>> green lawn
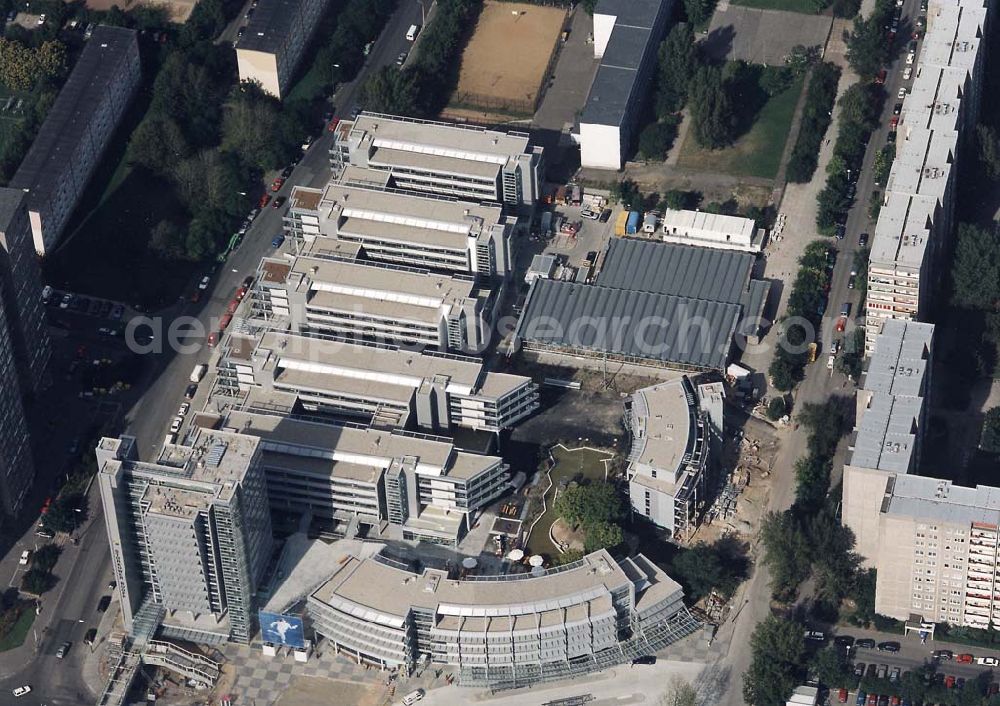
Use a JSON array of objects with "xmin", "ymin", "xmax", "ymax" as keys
[
  {"xmin": 678, "ymin": 76, "xmax": 804, "ymax": 180},
  {"xmin": 0, "ymin": 607, "xmax": 35, "ymax": 652},
  {"xmin": 524, "ymin": 446, "xmax": 613, "ymax": 558},
  {"xmin": 730, "ymin": 0, "xmax": 825, "ymax": 13}
]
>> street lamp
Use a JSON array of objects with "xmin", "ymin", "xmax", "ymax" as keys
[{"xmin": 416, "ymin": 0, "xmax": 425, "ymax": 26}]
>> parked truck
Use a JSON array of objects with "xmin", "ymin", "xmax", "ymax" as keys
[
  {"xmin": 614, "ymin": 211, "xmax": 628, "ymax": 237},
  {"xmin": 539, "ymin": 211, "xmax": 553, "ymax": 236},
  {"xmin": 626, "ymin": 211, "xmax": 640, "ymax": 235},
  {"xmin": 190, "ymin": 364, "xmax": 207, "ymax": 383}
]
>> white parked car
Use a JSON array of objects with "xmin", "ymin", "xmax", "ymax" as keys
[
  {"xmin": 827, "ymin": 353, "xmax": 836, "ymax": 370},
  {"xmin": 902, "ymin": 67, "xmax": 912, "ymax": 80},
  {"xmin": 402, "ymin": 689, "xmax": 425, "ymax": 706},
  {"xmin": 18, "ymin": 550, "xmax": 30, "ymax": 565},
  {"xmin": 898, "ymin": 87, "xmax": 908, "ymax": 99},
  {"xmin": 198, "ymin": 276, "xmax": 211, "ymax": 290},
  {"xmin": 977, "ymin": 656, "xmax": 1000, "ymax": 666},
  {"xmin": 906, "ymin": 51, "xmax": 915, "ymax": 64},
  {"xmin": 169, "ymin": 416, "xmax": 183, "ymax": 434},
  {"xmin": 178, "ymin": 402, "xmax": 190, "ymax": 417},
  {"xmin": 36, "ymin": 13, "xmax": 45, "ymax": 24},
  {"xmin": 12, "ymin": 686, "xmax": 31, "ymax": 697}
]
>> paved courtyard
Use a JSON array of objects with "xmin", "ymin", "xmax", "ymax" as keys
[{"xmin": 704, "ymin": 6, "xmax": 833, "ymax": 65}]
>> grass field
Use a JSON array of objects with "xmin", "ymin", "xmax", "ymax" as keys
[
  {"xmin": 0, "ymin": 607, "xmax": 35, "ymax": 652},
  {"xmin": 525, "ymin": 446, "xmax": 613, "ymax": 558},
  {"xmin": 677, "ymin": 76, "xmax": 804, "ymax": 180},
  {"xmin": 448, "ymin": 0, "xmax": 566, "ymax": 115},
  {"xmin": 730, "ymin": 0, "xmax": 824, "ymax": 13}
]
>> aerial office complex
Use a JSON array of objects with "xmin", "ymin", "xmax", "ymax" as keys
[
  {"xmin": 284, "ymin": 181, "xmax": 517, "ymax": 279},
  {"xmin": 0, "ymin": 189, "xmax": 49, "ymax": 516},
  {"xmin": 251, "ymin": 244, "xmax": 500, "ymax": 353},
  {"xmin": 217, "ymin": 410, "xmax": 510, "ymax": 546},
  {"xmin": 579, "ymin": 0, "xmax": 674, "ymax": 169},
  {"xmin": 624, "ymin": 377, "xmax": 722, "ymax": 539},
  {"xmin": 96, "ymin": 432, "xmax": 273, "ymax": 644},
  {"xmin": 330, "ymin": 113, "xmax": 544, "ymax": 210},
  {"xmin": 864, "ymin": 0, "xmax": 992, "ymax": 351},
  {"xmin": 307, "ymin": 547, "xmax": 699, "ymax": 688},
  {"xmin": 11, "ymin": 26, "xmax": 140, "ymax": 255},
  {"xmin": 214, "ymin": 330, "xmax": 539, "ymax": 433},
  {"xmin": 235, "ymin": 0, "xmax": 332, "ymax": 99},
  {"xmin": 514, "ymin": 239, "xmax": 769, "ymax": 371}
]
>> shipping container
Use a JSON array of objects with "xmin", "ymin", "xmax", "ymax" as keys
[
  {"xmin": 540, "ymin": 211, "xmax": 553, "ymax": 235},
  {"xmin": 614, "ymin": 211, "xmax": 628, "ymax": 237},
  {"xmin": 626, "ymin": 211, "xmax": 640, "ymax": 234}
]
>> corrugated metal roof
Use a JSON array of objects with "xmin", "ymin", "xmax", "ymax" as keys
[
  {"xmin": 515, "ymin": 279, "xmax": 740, "ymax": 370},
  {"xmin": 595, "ymin": 239, "xmax": 754, "ymax": 303}
]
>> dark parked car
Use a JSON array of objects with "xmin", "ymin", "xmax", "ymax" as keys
[
  {"xmin": 834, "ymin": 635, "xmax": 855, "ymax": 648},
  {"xmin": 84, "ymin": 628, "xmax": 97, "ymax": 645},
  {"xmin": 631, "ymin": 655, "xmax": 656, "ymax": 665},
  {"xmin": 835, "ymin": 223, "xmax": 846, "ymax": 240},
  {"xmin": 877, "ymin": 641, "xmax": 901, "ymax": 652},
  {"xmin": 933, "ymin": 649, "xmax": 954, "ymax": 660},
  {"xmin": 856, "ymin": 638, "xmax": 876, "ymax": 649},
  {"xmin": 599, "ymin": 209, "xmax": 612, "ymax": 222},
  {"xmin": 184, "ymin": 384, "xmax": 198, "ymax": 400},
  {"xmin": 97, "ymin": 595, "xmax": 111, "ymax": 612},
  {"xmin": 859, "ymin": 232, "xmax": 869, "ymax": 247},
  {"xmin": 55, "ymin": 641, "xmax": 71, "ymax": 659},
  {"xmin": 854, "ymin": 662, "xmax": 866, "ymax": 677},
  {"xmin": 866, "ymin": 663, "xmax": 878, "ymax": 679}
]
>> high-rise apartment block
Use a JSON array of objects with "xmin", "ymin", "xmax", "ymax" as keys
[
  {"xmin": 97, "ymin": 431, "xmax": 273, "ymax": 644},
  {"xmin": 235, "ymin": 0, "xmax": 332, "ymax": 99},
  {"xmin": 330, "ymin": 113, "xmax": 543, "ymax": 211},
  {"xmin": 11, "ymin": 26, "xmax": 140, "ymax": 255},
  {"xmin": 0, "ymin": 189, "xmax": 49, "ymax": 516},
  {"xmin": 864, "ymin": 0, "xmax": 993, "ymax": 352}
]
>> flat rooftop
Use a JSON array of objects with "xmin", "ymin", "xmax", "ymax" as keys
[
  {"xmin": 237, "ymin": 0, "xmax": 309, "ymax": 54},
  {"xmin": 885, "ymin": 475, "xmax": 1000, "ymax": 527},
  {"xmin": 347, "ymin": 112, "xmax": 533, "ymax": 163},
  {"xmin": 660, "ymin": 209, "xmax": 756, "ymax": 240},
  {"xmin": 863, "ymin": 319, "xmax": 933, "ymax": 397},
  {"xmin": 311, "ymin": 548, "xmax": 681, "ymax": 624},
  {"xmin": 10, "ymin": 26, "xmax": 138, "ymax": 208},
  {"xmin": 627, "ymin": 378, "xmax": 696, "ymax": 479}
]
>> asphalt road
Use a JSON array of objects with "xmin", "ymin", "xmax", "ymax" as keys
[
  {"xmin": 716, "ymin": 2, "xmax": 922, "ymax": 703},
  {"xmin": 0, "ymin": 3, "xmax": 433, "ymax": 703}
]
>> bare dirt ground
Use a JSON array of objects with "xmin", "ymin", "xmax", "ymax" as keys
[
  {"xmin": 448, "ymin": 1, "xmax": 566, "ymax": 115},
  {"xmin": 77, "ymin": 0, "xmax": 197, "ymax": 23}
]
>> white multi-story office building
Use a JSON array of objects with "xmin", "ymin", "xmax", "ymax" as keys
[
  {"xmin": 251, "ymin": 245, "xmax": 501, "ymax": 353},
  {"xmin": 624, "ymin": 377, "xmax": 720, "ymax": 539},
  {"xmin": 864, "ymin": 0, "xmax": 993, "ymax": 351},
  {"xmin": 579, "ymin": 0, "xmax": 674, "ymax": 169},
  {"xmin": 307, "ymin": 547, "xmax": 699, "ymax": 688},
  {"xmin": 216, "ymin": 410, "xmax": 510, "ymax": 546},
  {"xmin": 284, "ymin": 181, "xmax": 516, "ymax": 279},
  {"xmin": 330, "ymin": 113, "xmax": 543, "ymax": 210},
  {"xmin": 96, "ymin": 431, "xmax": 273, "ymax": 644},
  {"xmin": 235, "ymin": 0, "xmax": 332, "ymax": 99},
  {"xmin": 11, "ymin": 26, "xmax": 140, "ymax": 255},
  {"xmin": 214, "ymin": 330, "xmax": 539, "ymax": 433}
]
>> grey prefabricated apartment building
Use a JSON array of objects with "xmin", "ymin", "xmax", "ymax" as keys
[
  {"xmin": 0, "ymin": 189, "xmax": 49, "ymax": 515},
  {"xmin": 11, "ymin": 26, "xmax": 140, "ymax": 255},
  {"xmin": 97, "ymin": 432, "xmax": 273, "ymax": 644},
  {"xmin": 236, "ymin": 0, "xmax": 331, "ymax": 99}
]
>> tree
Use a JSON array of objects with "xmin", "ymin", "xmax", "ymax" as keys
[
  {"xmin": 846, "ymin": 13, "xmax": 890, "ymax": 80},
  {"xmin": 554, "ymin": 482, "xmax": 624, "ymax": 529},
  {"xmin": 21, "ymin": 568, "xmax": 55, "ymax": 595},
  {"xmin": 683, "ymin": 0, "xmax": 717, "ymax": 26},
  {"xmin": 766, "ymin": 397, "xmax": 787, "ymax": 421},
  {"xmin": 810, "ymin": 646, "xmax": 852, "ymax": 690},
  {"xmin": 982, "ymin": 407, "xmax": 1000, "ymax": 453},
  {"xmin": 610, "ymin": 179, "xmax": 641, "ymax": 210},
  {"xmin": 656, "ymin": 25, "xmax": 698, "ymax": 116},
  {"xmin": 31, "ymin": 543, "xmax": 61, "ymax": 573},
  {"xmin": 760, "ymin": 511, "xmax": 812, "ymax": 600},
  {"xmin": 759, "ymin": 66, "xmax": 793, "ymax": 96},
  {"xmin": 660, "ymin": 677, "xmax": 698, "ymax": 706},
  {"xmin": 637, "ymin": 119, "xmax": 679, "ymax": 160},
  {"xmin": 583, "ymin": 521, "xmax": 624, "ymax": 552},
  {"xmin": 552, "ymin": 549, "xmax": 584, "ymax": 566},
  {"xmin": 662, "ymin": 190, "xmax": 697, "ymax": 210},
  {"xmin": 690, "ymin": 65, "xmax": 736, "ymax": 149},
  {"xmin": 127, "ymin": 116, "xmax": 191, "ymax": 176},
  {"xmin": 149, "ymin": 220, "xmax": 185, "ymax": 261},
  {"xmin": 952, "ymin": 223, "xmax": 1000, "ymax": 310},
  {"xmin": 221, "ymin": 83, "xmax": 286, "ymax": 171},
  {"xmin": 978, "ymin": 124, "xmax": 1000, "ymax": 181},
  {"xmin": 743, "ymin": 615, "xmax": 806, "ymax": 706},
  {"xmin": 42, "ymin": 493, "xmax": 85, "ymax": 534},
  {"xmin": 785, "ymin": 45, "xmax": 821, "ymax": 76},
  {"xmin": 672, "ymin": 538, "xmax": 749, "ymax": 601},
  {"xmin": 768, "ymin": 351, "xmax": 801, "ymax": 392}
]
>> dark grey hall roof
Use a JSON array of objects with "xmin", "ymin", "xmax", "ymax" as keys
[
  {"xmin": 595, "ymin": 238, "xmax": 755, "ymax": 304},
  {"xmin": 239, "ymin": 0, "xmax": 305, "ymax": 54},
  {"xmin": 514, "ymin": 279, "xmax": 741, "ymax": 370},
  {"xmin": 9, "ymin": 26, "xmax": 138, "ymax": 204},
  {"xmin": 0, "ymin": 188, "xmax": 24, "ymax": 233},
  {"xmin": 595, "ymin": 0, "xmax": 667, "ymax": 28}
]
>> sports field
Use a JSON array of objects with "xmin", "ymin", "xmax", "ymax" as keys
[{"xmin": 448, "ymin": 1, "xmax": 566, "ymax": 116}]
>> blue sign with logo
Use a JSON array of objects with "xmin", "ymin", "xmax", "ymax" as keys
[{"xmin": 258, "ymin": 610, "xmax": 306, "ymax": 649}]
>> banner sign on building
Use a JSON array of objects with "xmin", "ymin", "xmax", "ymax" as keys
[{"xmin": 259, "ymin": 610, "xmax": 306, "ymax": 649}]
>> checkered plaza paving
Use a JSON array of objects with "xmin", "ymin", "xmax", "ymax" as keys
[{"xmin": 222, "ymin": 642, "xmax": 378, "ymax": 705}]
